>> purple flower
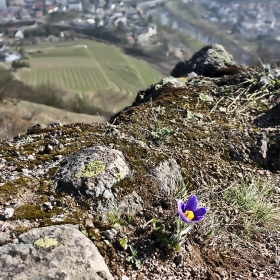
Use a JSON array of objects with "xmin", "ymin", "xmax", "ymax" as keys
[{"xmin": 177, "ymin": 195, "xmax": 208, "ymax": 223}]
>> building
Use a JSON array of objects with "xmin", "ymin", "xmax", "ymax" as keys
[
  {"xmin": 15, "ymin": 30, "xmax": 24, "ymax": 39},
  {"xmin": 68, "ymin": 1, "xmax": 82, "ymax": 11},
  {"xmin": 0, "ymin": 0, "xmax": 6, "ymax": 9},
  {"xmin": 46, "ymin": 5, "xmax": 59, "ymax": 13},
  {"xmin": 56, "ymin": 0, "xmax": 68, "ymax": 7},
  {"xmin": 5, "ymin": 52, "xmax": 21, "ymax": 62}
]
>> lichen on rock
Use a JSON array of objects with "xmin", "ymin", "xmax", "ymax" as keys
[
  {"xmin": 75, "ymin": 160, "xmax": 106, "ymax": 179},
  {"xmin": 34, "ymin": 236, "xmax": 58, "ymax": 248}
]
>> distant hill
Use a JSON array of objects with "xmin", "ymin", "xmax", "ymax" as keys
[{"xmin": 0, "ymin": 99, "xmax": 104, "ymax": 139}]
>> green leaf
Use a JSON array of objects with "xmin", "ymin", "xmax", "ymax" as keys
[
  {"xmin": 119, "ymin": 237, "xmax": 127, "ymax": 250},
  {"xmin": 199, "ymin": 93, "xmax": 213, "ymax": 102},
  {"xmin": 128, "ymin": 245, "xmax": 137, "ymax": 257},
  {"xmin": 113, "ymin": 223, "xmax": 122, "ymax": 230},
  {"xmin": 135, "ymin": 258, "xmax": 141, "ymax": 269},
  {"xmin": 126, "ymin": 256, "xmax": 133, "ymax": 263}
]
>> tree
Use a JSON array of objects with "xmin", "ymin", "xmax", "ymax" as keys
[
  {"xmin": 45, "ymin": 24, "xmax": 53, "ymax": 36},
  {"xmin": 117, "ymin": 21, "xmax": 125, "ymax": 33},
  {"xmin": 24, "ymin": 30, "xmax": 32, "ymax": 38},
  {"xmin": 95, "ymin": 17, "xmax": 100, "ymax": 28},
  {"xmin": 104, "ymin": 0, "xmax": 110, "ymax": 9},
  {"xmin": 11, "ymin": 60, "xmax": 30, "ymax": 69}
]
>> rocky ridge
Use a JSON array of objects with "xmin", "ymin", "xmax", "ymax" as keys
[{"xmin": 1, "ymin": 44, "xmax": 280, "ymax": 279}]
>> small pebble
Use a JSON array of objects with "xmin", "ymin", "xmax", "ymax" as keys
[
  {"xmin": 104, "ymin": 228, "xmax": 117, "ymax": 240},
  {"xmin": 42, "ymin": 202, "xmax": 53, "ymax": 211},
  {"xmin": 27, "ymin": 155, "xmax": 35, "ymax": 161},
  {"xmin": 4, "ymin": 207, "xmax": 14, "ymax": 219}
]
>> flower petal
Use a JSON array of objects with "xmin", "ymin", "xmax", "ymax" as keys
[
  {"xmin": 179, "ymin": 213, "xmax": 194, "ymax": 223},
  {"xmin": 192, "ymin": 216, "xmax": 205, "ymax": 222},
  {"xmin": 184, "ymin": 195, "xmax": 198, "ymax": 212},
  {"xmin": 194, "ymin": 207, "xmax": 208, "ymax": 218},
  {"xmin": 177, "ymin": 199, "xmax": 185, "ymax": 214},
  {"xmin": 177, "ymin": 200, "xmax": 193, "ymax": 223}
]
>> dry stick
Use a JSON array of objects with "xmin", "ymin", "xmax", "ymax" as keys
[
  {"xmin": 237, "ymin": 90, "xmax": 271, "ymax": 114},
  {"xmin": 247, "ymin": 87, "xmax": 268, "ymax": 101},
  {"xmin": 275, "ymin": 230, "xmax": 279, "ymax": 264},
  {"xmin": 251, "ymin": 91, "xmax": 271, "ymax": 101},
  {"xmin": 227, "ymin": 87, "xmax": 250, "ymax": 111},
  {"xmin": 237, "ymin": 93, "xmax": 271, "ymax": 114},
  {"xmin": 228, "ymin": 88, "xmax": 252, "ymax": 113},
  {"xmin": 210, "ymin": 96, "xmax": 224, "ymax": 113}
]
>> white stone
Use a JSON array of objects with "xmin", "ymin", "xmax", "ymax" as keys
[
  {"xmin": 104, "ymin": 228, "xmax": 118, "ymax": 240},
  {"xmin": 4, "ymin": 207, "xmax": 14, "ymax": 219}
]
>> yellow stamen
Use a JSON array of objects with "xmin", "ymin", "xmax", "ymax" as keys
[{"xmin": 184, "ymin": 210, "xmax": 194, "ymax": 220}]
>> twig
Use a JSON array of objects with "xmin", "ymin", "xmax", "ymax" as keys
[{"xmin": 210, "ymin": 96, "xmax": 224, "ymax": 113}]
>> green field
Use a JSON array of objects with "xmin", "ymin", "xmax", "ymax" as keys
[{"xmin": 15, "ymin": 39, "xmax": 163, "ymax": 114}]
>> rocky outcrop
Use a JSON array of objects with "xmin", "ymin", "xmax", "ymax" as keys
[
  {"xmin": 170, "ymin": 44, "xmax": 239, "ymax": 77},
  {"xmin": 1, "ymin": 45, "xmax": 280, "ymax": 279},
  {"xmin": 0, "ymin": 224, "xmax": 114, "ymax": 280}
]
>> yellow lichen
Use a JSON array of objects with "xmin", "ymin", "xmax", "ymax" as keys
[
  {"xmin": 75, "ymin": 161, "xmax": 105, "ymax": 178},
  {"xmin": 115, "ymin": 172, "xmax": 125, "ymax": 182},
  {"xmin": 34, "ymin": 236, "xmax": 58, "ymax": 248}
]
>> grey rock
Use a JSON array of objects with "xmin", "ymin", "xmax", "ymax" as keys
[
  {"xmin": 171, "ymin": 44, "xmax": 237, "ymax": 78},
  {"xmin": 48, "ymin": 121, "xmax": 62, "ymax": 128},
  {"xmin": 44, "ymin": 144, "xmax": 53, "ymax": 153},
  {"xmin": 0, "ymin": 224, "xmax": 114, "ymax": 280},
  {"xmin": 95, "ymin": 190, "xmax": 143, "ymax": 221},
  {"xmin": 54, "ymin": 146, "xmax": 130, "ymax": 199},
  {"xmin": 259, "ymin": 76, "xmax": 270, "ymax": 87},
  {"xmin": 54, "ymin": 146, "xmax": 143, "ymax": 221},
  {"xmin": 104, "ymin": 228, "xmax": 118, "ymax": 240},
  {"xmin": 42, "ymin": 202, "xmax": 53, "ymax": 211},
  {"xmin": 133, "ymin": 77, "xmax": 185, "ymax": 105},
  {"xmin": 50, "ymin": 139, "xmax": 60, "ymax": 146},
  {"xmin": 0, "ymin": 234, "xmax": 10, "ymax": 245},
  {"xmin": 152, "ymin": 159, "xmax": 183, "ymax": 197}
]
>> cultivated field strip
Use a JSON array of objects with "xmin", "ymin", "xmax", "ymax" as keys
[
  {"xmin": 87, "ymin": 43, "xmax": 125, "ymax": 63},
  {"xmin": 132, "ymin": 60, "xmax": 161, "ymax": 85},
  {"xmin": 27, "ymin": 45, "xmax": 89, "ymax": 59},
  {"xmin": 104, "ymin": 64, "xmax": 144, "ymax": 96},
  {"xmin": 19, "ymin": 67, "xmax": 110, "ymax": 92},
  {"xmin": 29, "ymin": 57, "xmax": 97, "ymax": 68},
  {"xmin": 15, "ymin": 40, "xmax": 163, "ymax": 115}
]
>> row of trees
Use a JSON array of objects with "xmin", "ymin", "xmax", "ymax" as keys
[
  {"xmin": 11, "ymin": 60, "xmax": 30, "ymax": 69},
  {"xmin": 0, "ymin": 69, "xmax": 111, "ymax": 118}
]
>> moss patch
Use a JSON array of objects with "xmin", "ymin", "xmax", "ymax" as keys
[
  {"xmin": 0, "ymin": 177, "xmax": 34, "ymax": 203},
  {"xmin": 12, "ymin": 204, "xmax": 53, "ymax": 220}
]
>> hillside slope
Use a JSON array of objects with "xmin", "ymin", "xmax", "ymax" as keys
[
  {"xmin": 0, "ymin": 44, "xmax": 280, "ymax": 279},
  {"xmin": 0, "ymin": 99, "xmax": 104, "ymax": 139}
]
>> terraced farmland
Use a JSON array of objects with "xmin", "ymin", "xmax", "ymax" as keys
[{"xmin": 15, "ymin": 39, "xmax": 163, "ymax": 114}]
